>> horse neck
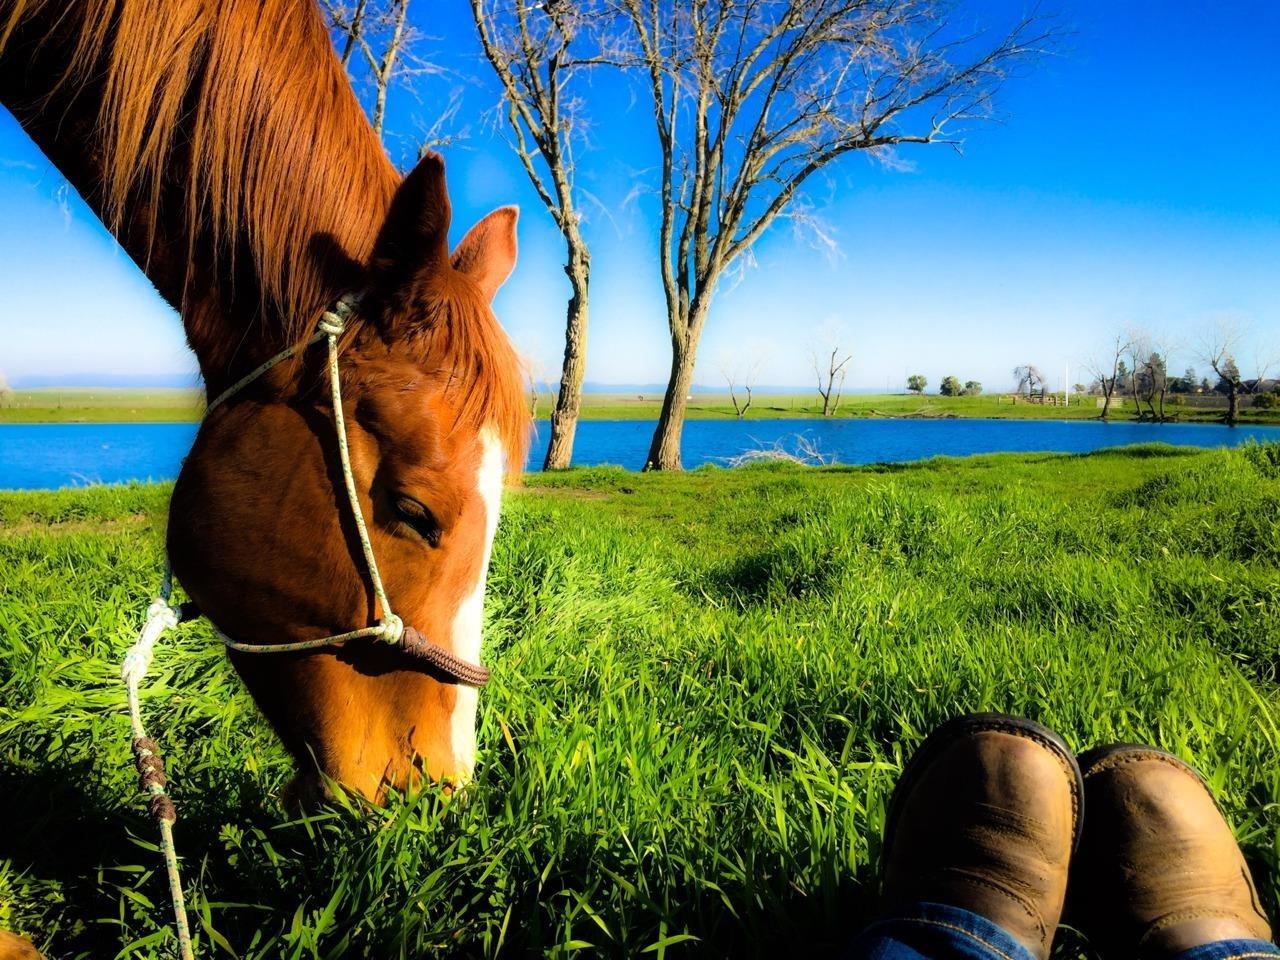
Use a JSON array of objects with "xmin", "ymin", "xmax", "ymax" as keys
[{"xmin": 0, "ymin": 0, "xmax": 399, "ymax": 393}]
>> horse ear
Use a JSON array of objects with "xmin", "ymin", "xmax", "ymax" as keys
[
  {"xmin": 451, "ymin": 206, "xmax": 519, "ymax": 303},
  {"xmin": 368, "ymin": 151, "xmax": 452, "ymax": 292}
]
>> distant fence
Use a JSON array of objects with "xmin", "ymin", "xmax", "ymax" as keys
[
  {"xmin": 1003, "ymin": 393, "xmax": 1069, "ymax": 406},
  {"xmin": 1091, "ymin": 393, "xmax": 1264, "ymax": 410},
  {"xmin": 998, "ymin": 391, "xmax": 1269, "ymax": 412}
]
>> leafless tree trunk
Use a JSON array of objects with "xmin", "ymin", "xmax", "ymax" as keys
[
  {"xmin": 1139, "ymin": 356, "xmax": 1157, "ymax": 420},
  {"xmin": 1201, "ymin": 319, "xmax": 1274, "ymax": 426},
  {"xmin": 612, "ymin": 0, "xmax": 1051, "ymax": 469},
  {"xmin": 1217, "ymin": 362, "xmax": 1242, "ymax": 425},
  {"xmin": 323, "ymin": 0, "xmax": 426, "ymax": 141},
  {"xmin": 1084, "ymin": 334, "xmax": 1130, "ymax": 420},
  {"xmin": 1151, "ymin": 344, "xmax": 1172, "ymax": 422},
  {"xmin": 722, "ymin": 360, "xmax": 760, "ymax": 418},
  {"xmin": 526, "ymin": 358, "xmax": 554, "ymax": 421},
  {"xmin": 1125, "ymin": 336, "xmax": 1148, "ymax": 419},
  {"xmin": 1013, "ymin": 364, "xmax": 1045, "ymax": 397},
  {"xmin": 813, "ymin": 347, "xmax": 851, "ymax": 417},
  {"xmin": 471, "ymin": 0, "xmax": 596, "ymax": 469},
  {"xmin": 337, "ymin": 0, "xmax": 370, "ymax": 67},
  {"xmin": 371, "ymin": 0, "xmax": 409, "ymax": 137}
]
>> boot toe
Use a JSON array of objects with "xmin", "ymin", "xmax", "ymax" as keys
[
  {"xmin": 881, "ymin": 714, "xmax": 1082, "ymax": 960},
  {"xmin": 1073, "ymin": 745, "xmax": 1273, "ymax": 958}
]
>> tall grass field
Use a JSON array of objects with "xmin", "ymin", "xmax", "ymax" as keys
[{"xmin": 2, "ymin": 445, "xmax": 1278, "ymax": 958}]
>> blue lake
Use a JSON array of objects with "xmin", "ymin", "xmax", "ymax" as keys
[{"xmin": 2, "ymin": 418, "xmax": 1279, "ymax": 490}]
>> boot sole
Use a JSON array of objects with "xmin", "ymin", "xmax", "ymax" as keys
[{"xmin": 882, "ymin": 712, "xmax": 1086, "ymax": 872}]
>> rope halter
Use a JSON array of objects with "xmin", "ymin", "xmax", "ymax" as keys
[
  {"xmin": 191, "ymin": 293, "xmax": 489, "ymax": 684},
  {"xmin": 120, "ymin": 293, "xmax": 493, "ymax": 959}
]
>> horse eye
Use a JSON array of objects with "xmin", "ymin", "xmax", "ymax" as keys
[{"xmin": 392, "ymin": 495, "xmax": 441, "ymax": 547}]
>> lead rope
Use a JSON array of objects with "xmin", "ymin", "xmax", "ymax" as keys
[
  {"xmin": 119, "ymin": 294, "xmax": 484, "ymax": 957},
  {"xmin": 121, "ymin": 568, "xmax": 193, "ymax": 960}
]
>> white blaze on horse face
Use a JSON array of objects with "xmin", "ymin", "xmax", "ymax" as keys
[{"xmin": 449, "ymin": 428, "xmax": 503, "ymax": 779}]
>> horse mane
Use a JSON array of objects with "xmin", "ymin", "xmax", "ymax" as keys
[
  {"xmin": 405, "ymin": 274, "xmax": 532, "ymax": 474},
  {"xmin": 0, "ymin": 0, "xmax": 529, "ymax": 467}
]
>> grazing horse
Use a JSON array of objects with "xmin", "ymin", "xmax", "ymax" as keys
[{"xmin": 0, "ymin": 0, "xmax": 530, "ymax": 801}]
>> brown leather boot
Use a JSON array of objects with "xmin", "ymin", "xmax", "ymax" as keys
[
  {"xmin": 1071, "ymin": 745, "xmax": 1274, "ymax": 958},
  {"xmin": 880, "ymin": 713, "xmax": 1083, "ymax": 960}
]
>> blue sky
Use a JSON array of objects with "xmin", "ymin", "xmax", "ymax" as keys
[{"xmin": 1, "ymin": 1, "xmax": 1277, "ymax": 392}]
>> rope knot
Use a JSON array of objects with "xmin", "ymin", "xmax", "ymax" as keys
[
  {"xmin": 317, "ymin": 312, "xmax": 346, "ymax": 337},
  {"xmin": 149, "ymin": 794, "xmax": 177, "ymax": 824},
  {"xmin": 378, "ymin": 614, "xmax": 405, "ymax": 645},
  {"xmin": 147, "ymin": 599, "xmax": 180, "ymax": 629},
  {"xmin": 121, "ymin": 599, "xmax": 180, "ymax": 684},
  {"xmin": 133, "ymin": 737, "xmax": 169, "ymax": 791}
]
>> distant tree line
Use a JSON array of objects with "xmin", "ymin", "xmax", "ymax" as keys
[
  {"xmin": 939, "ymin": 376, "xmax": 982, "ymax": 397},
  {"xmin": 1083, "ymin": 319, "xmax": 1277, "ymax": 424},
  {"xmin": 889, "ymin": 326, "xmax": 1278, "ymax": 424},
  {"xmin": 901, "ymin": 373, "xmax": 981, "ymax": 397}
]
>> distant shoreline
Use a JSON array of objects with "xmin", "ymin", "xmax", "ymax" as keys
[{"xmin": 2, "ymin": 387, "xmax": 1276, "ymax": 426}]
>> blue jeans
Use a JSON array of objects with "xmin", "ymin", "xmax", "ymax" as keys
[{"xmin": 847, "ymin": 902, "xmax": 1280, "ymax": 960}]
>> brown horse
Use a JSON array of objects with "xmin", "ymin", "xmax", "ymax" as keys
[{"xmin": 0, "ymin": 0, "xmax": 530, "ymax": 801}]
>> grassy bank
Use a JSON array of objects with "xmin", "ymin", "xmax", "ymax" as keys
[
  {"xmin": 1, "ymin": 445, "xmax": 1278, "ymax": 957},
  {"xmin": 5, "ymin": 387, "xmax": 1277, "ymax": 425},
  {"xmin": 535, "ymin": 391, "xmax": 1280, "ymax": 425},
  {"xmin": 0, "ymin": 388, "xmax": 204, "ymax": 423}
]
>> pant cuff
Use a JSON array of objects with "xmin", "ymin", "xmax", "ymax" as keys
[
  {"xmin": 1168, "ymin": 940, "xmax": 1280, "ymax": 960},
  {"xmin": 852, "ymin": 901, "xmax": 1040, "ymax": 960}
]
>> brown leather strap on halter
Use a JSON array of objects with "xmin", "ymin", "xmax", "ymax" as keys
[
  {"xmin": 401, "ymin": 627, "xmax": 491, "ymax": 686},
  {"xmin": 215, "ymin": 619, "xmax": 491, "ymax": 687},
  {"xmin": 196, "ymin": 299, "xmax": 493, "ymax": 689}
]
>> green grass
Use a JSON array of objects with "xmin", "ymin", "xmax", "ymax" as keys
[
  {"xmin": 1, "ymin": 445, "xmax": 1278, "ymax": 958},
  {"xmin": 6, "ymin": 387, "xmax": 1277, "ymax": 424},
  {"xmin": 541, "ymin": 391, "xmax": 1280, "ymax": 424},
  {"xmin": 0, "ymin": 389, "xmax": 204, "ymax": 423}
]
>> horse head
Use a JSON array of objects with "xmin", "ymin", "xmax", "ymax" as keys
[{"xmin": 168, "ymin": 155, "xmax": 529, "ymax": 801}]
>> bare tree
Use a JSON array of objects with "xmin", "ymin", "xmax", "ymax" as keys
[
  {"xmin": 471, "ymin": 0, "xmax": 596, "ymax": 469},
  {"xmin": 1203, "ymin": 332, "xmax": 1243, "ymax": 425},
  {"xmin": 1124, "ymin": 330, "xmax": 1152, "ymax": 419},
  {"xmin": 1244, "ymin": 342, "xmax": 1279, "ymax": 397},
  {"xmin": 612, "ymin": 1, "xmax": 1052, "ymax": 469},
  {"xmin": 1083, "ymin": 333, "xmax": 1130, "ymax": 420},
  {"xmin": 323, "ymin": 0, "xmax": 434, "ymax": 140},
  {"xmin": 1138, "ymin": 331, "xmax": 1180, "ymax": 421},
  {"xmin": 1201, "ymin": 318, "xmax": 1275, "ymax": 425},
  {"xmin": 1138, "ymin": 350, "xmax": 1169, "ymax": 421},
  {"xmin": 813, "ymin": 347, "xmax": 851, "ymax": 416},
  {"xmin": 722, "ymin": 358, "xmax": 761, "ymax": 418},
  {"xmin": 525, "ymin": 355, "xmax": 556, "ymax": 422},
  {"xmin": 1012, "ymin": 364, "xmax": 1045, "ymax": 397},
  {"xmin": 724, "ymin": 432, "xmax": 832, "ymax": 466}
]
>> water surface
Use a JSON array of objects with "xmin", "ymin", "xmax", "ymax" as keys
[{"xmin": 2, "ymin": 418, "xmax": 1278, "ymax": 490}]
